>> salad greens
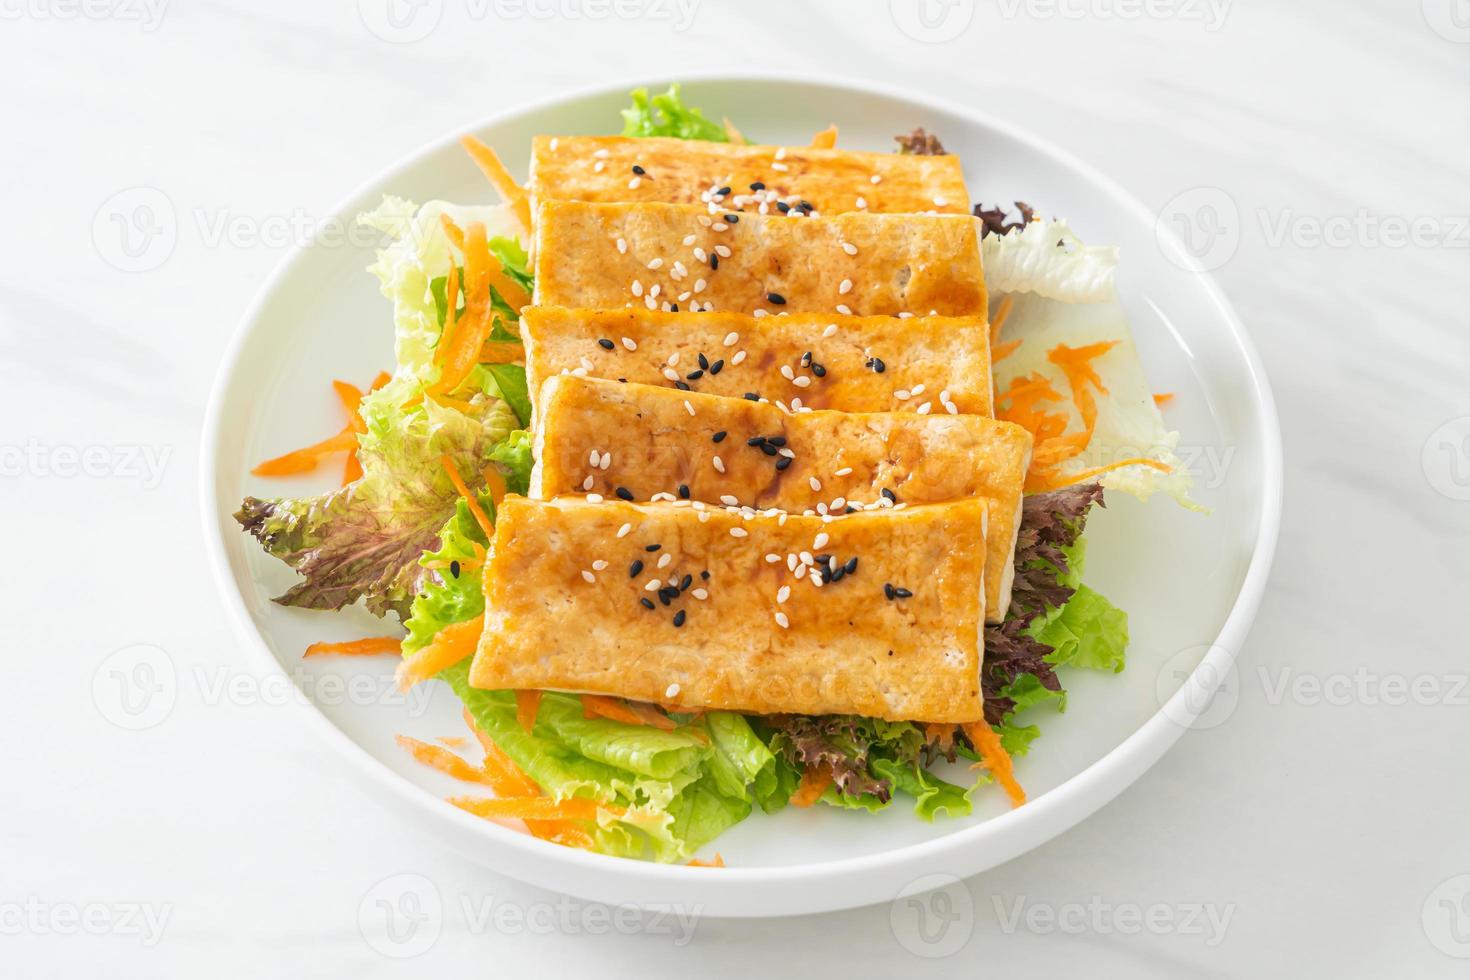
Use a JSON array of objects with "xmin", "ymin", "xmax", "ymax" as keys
[{"xmin": 237, "ymin": 85, "xmax": 1146, "ymax": 861}]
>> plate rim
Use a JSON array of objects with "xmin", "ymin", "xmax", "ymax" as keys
[{"xmin": 199, "ymin": 68, "xmax": 1283, "ymax": 915}]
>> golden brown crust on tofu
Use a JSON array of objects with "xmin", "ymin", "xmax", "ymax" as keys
[
  {"xmin": 521, "ymin": 306, "xmax": 992, "ymax": 419},
  {"xmin": 533, "ymin": 201, "xmax": 987, "ymax": 317},
  {"xmin": 470, "ymin": 496, "xmax": 988, "ymax": 722},
  {"xmin": 529, "ymin": 136, "xmax": 970, "ymax": 216},
  {"xmin": 532, "ymin": 376, "xmax": 1030, "ymax": 622}
]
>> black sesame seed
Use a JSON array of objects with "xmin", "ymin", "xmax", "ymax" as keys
[
  {"xmin": 744, "ymin": 392, "xmax": 760, "ymax": 401},
  {"xmin": 598, "ymin": 338, "xmax": 615, "ymax": 350},
  {"xmin": 844, "ymin": 557, "xmax": 858, "ymax": 575},
  {"xmin": 697, "ymin": 353, "xmax": 709, "ymax": 370},
  {"xmin": 831, "ymin": 566, "xmax": 845, "ymax": 583},
  {"xmin": 869, "ymin": 357, "xmax": 886, "ymax": 374},
  {"xmin": 766, "ymin": 292, "xmax": 786, "ymax": 305},
  {"xmin": 846, "ymin": 505, "xmax": 857, "ymax": 514},
  {"xmin": 449, "ymin": 560, "xmax": 461, "ymax": 578},
  {"xmin": 701, "ymin": 569, "xmax": 710, "ymax": 580},
  {"xmin": 640, "ymin": 597, "xmax": 656, "ymax": 610},
  {"xmin": 709, "ymin": 359, "xmax": 724, "ymax": 375},
  {"xmin": 615, "ymin": 486, "xmax": 634, "ymax": 501},
  {"xmin": 747, "ymin": 436, "xmax": 766, "ymax": 447},
  {"xmin": 678, "ymin": 573, "xmax": 693, "ymax": 591},
  {"xmin": 749, "ymin": 181, "xmax": 765, "ymax": 191},
  {"xmin": 687, "ymin": 369, "xmax": 704, "ymax": 380},
  {"xmin": 645, "ymin": 544, "xmax": 662, "ymax": 552},
  {"xmin": 660, "ymin": 586, "xmax": 680, "ymax": 601},
  {"xmin": 760, "ymin": 442, "xmax": 778, "ymax": 456},
  {"xmin": 775, "ymin": 456, "xmax": 793, "ymax": 471},
  {"xmin": 811, "ymin": 363, "xmax": 826, "ymax": 377},
  {"xmin": 672, "ymin": 610, "xmax": 686, "ymax": 627},
  {"xmin": 630, "ymin": 559, "xmax": 644, "ymax": 577},
  {"xmin": 618, "ymin": 377, "xmax": 628, "ymax": 383},
  {"xmin": 678, "ymin": 484, "xmax": 690, "ymax": 499},
  {"xmin": 669, "ymin": 304, "xmax": 679, "ymax": 313},
  {"xmin": 674, "ymin": 380, "xmax": 691, "ymax": 391},
  {"xmin": 801, "ymin": 351, "xmax": 812, "ymax": 366},
  {"xmin": 894, "ymin": 587, "xmax": 913, "ymax": 599},
  {"xmin": 712, "ymin": 430, "xmax": 727, "ymax": 443},
  {"xmin": 716, "ymin": 186, "xmax": 731, "ymax": 197},
  {"xmin": 767, "ymin": 436, "xmax": 787, "ymax": 447},
  {"xmin": 884, "ymin": 583, "xmax": 896, "ymax": 600},
  {"xmin": 881, "ymin": 487, "xmax": 897, "ymax": 503},
  {"xmin": 725, "ymin": 214, "xmax": 739, "ymax": 223},
  {"xmin": 776, "ymin": 201, "xmax": 791, "ymax": 213},
  {"xmin": 710, "ymin": 254, "xmax": 719, "ymax": 270},
  {"xmin": 632, "ymin": 164, "xmax": 646, "ymax": 175},
  {"xmin": 799, "ymin": 200, "xmax": 814, "ymax": 211},
  {"xmin": 659, "ymin": 591, "xmax": 673, "ymax": 606}
]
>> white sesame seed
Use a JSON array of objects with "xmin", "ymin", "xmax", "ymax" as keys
[
  {"xmin": 723, "ymin": 332, "xmax": 739, "ymax": 347},
  {"xmin": 692, "ymin": 588, "xmax": 709, "ymax": 600},
  {"xmin": 697, "ymin": 215, "xmax": 712, "ymax": 226},
  {"xmin": 816, "ymin": 502, "xmax": 828, "ymax": 515},
  {"xmin": 616, "ymin": 522, "xmax": 632, "ymax": 538},
  {"xmin": 912, "ymin": 384, "xmax": 925, "ymax": 395},
  {"xmin": 714, "ymin": 245, "xmax": 731, "ymax": 258},
  {"xmin": 665, "ymin": 683, "xmax": 680, "ymax": 698},
  {"xmin": 753, "ymin": 309, "xmax": 768, "ymax": 319},
  {"xmin": 813, "ymin": 532, "xmax": 830, "ymax": 550},
  {"xmin": 723, "ymin": 495, "xmax": 741, "ymax": 506},
  {"xmin": 662, "ymin": 367, "xmax": 680, "ymax": 382},
  {"xmin": 645, "ymin": 579, "xmax": 662, "ymax": 591},
  {"xmin": 856, "ymin": 196, "xmax": 868, "ymax": 210},
  {"xmin": 586, "ymin": 493, "xmax": 604, "ymax": 503},
  {"xmin": 780, "ymin": 364, "xmax": 795, "ymax": 380},
  {"xmin": 673, "ymin": 261, "xmax": 687, "ymax": 277},
  {"xmin": 694, "ymin": 278, "xmax": 707, "ymax": 293},
  {"xmin": 774, "ymin": 611, "xmax": 789, "ymax": 629},
  {"xmin": 946, "ymin": 401, "xmax": 959, "ymax": 415},
  {"xmin": 651, "ymin": 492, "xmax": 676, "ymax": 502},
  {"xmin": 934, "ymin": 197, "xmax": 948, "ymax": 207},
  {"xmin": 778, "ymin": 447, "xmax": 795, "ymax": 459},
  {"xmin": 917, "ymin": 402, "xmax": 932, "ymax": 415},
  {"xmin": 712, "ymin": 221, "xmax": 728, "ymax": 232},
  {"xmin": 628, "ymin": 177, "xmax": 642, "ymax": 189},
  {"xmin": 730, "ymin": 527, "xmax": 748, "ymax": 538},
  {"xmin": 594, "ymin": 160, "xmax": 606, "ymax": 173},
  {"xmin": 835, "ymin": 467, "xmax": 853, "ymax": 476},
  {"xmin": 645, "ymin": 294, "xmax": 658, "ymax": 310},
  {"xmin": 810, "ymin": 569, "xmax": 825, "ymax": 587},
  {"xmin": 765, "ymin": 553, "xmax": 780, "ymax": 563},
  {"xmin": 839, "ymin": 278, "xmax": 852, "ymax": 295},
  {"xmin": 898, "ymin": 311, "xmax": 914, "ymax": 319},
  {"xmin": 631, "ymin": 280, "xmax": 643, "ymax": 297},
  {"xmin": 787, "ymin": 554, "xmax": 798, "ymax": 572},
  {"xmin": 895, "ymin": 389, "xmax": 911, "ymax": 400},
  {"xmin": 841, "ymin": 242, "xmax": 858, "ymax": 255},
  {"xmin": 731, "ymin": 350, "xmax": 747, "ymax": 365},
  {"xmin": 621, "ymin": 336, "xmax": 637, "ymax": 351},
  {"xmin": 588, "ymin": 449, "xmax": 600, "ymax": 467},
  {"xmin": 698, "ymin": 510, "xmax": 710, "ymax": 523},
  {"xmin": 775, "ymin": 147, "xmax": 788, "ymax": 160},
  {"xmin": 616, "ymin": 237, "xmax": 627, "ymax": 254},
  {"xmin": 678, "ymin": 291, "xmax": 692, "ymax": 302},
  {"xmin": 650, "ymin": 284, "xmax": 661, "ymax": 299},
  {"xmin": 582, "ymin": 475, "xmax": 595, "ymax": 490},
  {"xmin": 809, "ymin": 476, "xmax": 822, "ymax": 492},
  {"xmin": 771, "ymin": 162, "xmax": 789, "ymax": 172},
  {"xmin": 870, "ymin": 174, "xmax": 882, "ymax": 184},
  {"xmin": 693, "ymin": 247, "xmax": 708, "ymax": 263},
  {"xmin": 594, "ymin": 148, "xmax": 610, "ymax": 158},
  {"xmin": 549, "ymin": 138, "xmax": 559, "ymax": 151},
  {"xmin": 682, "ymin": 234, "xmax": 696, "ymax": 246},
  {"xmin": 712, "ymin": 456, "xmax": 725, "ymax": 473},
  {"xmin": 684, "ymin": 399, "xmax": 696, "ymax": 417},
  {"xmin": 835, "ymin": 304, "xmax": 852, "ymax": 315},
  {"xmin": 793, "ymin": 376, "xmax": 811, "ymax": 388},
  {"xmin": 647, "ymin": 257, "xmax": 663, "ymax": 270},
  {"xmin": 822, "ymin": 323, "xmax": 838, "ymax": 337},
  {"xmin": 591, "ymin": 560, "xmax": 608, "ymax": 571},
  {"xmin": 581, "ymin": 570, "xmax": 596, "ymax": 583},
  {"xmin": 658, "ymin": 553, "xmax": 673, "ymax": 569},
  {"xmin": 777, "ymin": 586, "xmax": 791, "ymax": 604},
  {"xmin": 831, "ymin": 497, "xmax": 846, "ymax": 511}
]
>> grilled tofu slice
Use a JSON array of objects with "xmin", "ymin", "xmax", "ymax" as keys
[
  {"xmin": 533, "ymin": 201, "xmax": 987, "ymax": 317},
  {"xmin": 470, "ymin": 495, "xmax": 988, "ymax": 722},
  {"xmin": 521, "ymin": 306, "xmax": 993, "ymax": 419},
  {"xmin": 529, "ymin": 135, "xmax": 970, "ymax": 216},
  {"xmin": 532, "ymin": 375, "xmax": 1030, "ymax": 622}
]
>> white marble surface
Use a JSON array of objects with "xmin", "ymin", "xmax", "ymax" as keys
[{"xmin": 3, "ymin": 1, "xmax": 1468, "ymax": 975}]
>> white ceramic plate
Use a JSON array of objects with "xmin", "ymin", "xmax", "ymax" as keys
[{"xmin": 201, "ymin": 73, "xmax": 1281, "ymax": 917}]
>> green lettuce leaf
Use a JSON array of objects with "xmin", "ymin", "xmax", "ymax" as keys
[
  {"xmin": 1035, "ymin": 584, "xmax": 1129, "ymax": 673},
  {"xmin": 487, "ymin": 429, "xmax": 533, "ymax": 495},
  {"xmin": 484, "ymin": 364, "xmax": 531, "ymax": 427},
  {"xmin": 620, "ymin": 84, "xmax": 728, "ymax": 142}
]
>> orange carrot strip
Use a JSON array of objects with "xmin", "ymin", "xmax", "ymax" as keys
[
  {"xmin": 516, "ymin": 690, "xmax": 543, "ymax": 734},
  {"xmin": 438, "ymin": 736, "xmax": 468, "ymax": 748},
  {"xmin": 341, "ymin": 453, "xmax": 363, "ymax": 486},
  {"xmin": 688, "ymin": 853, "xmax": 726, "ymax": 868},
  {"xmin": 962, "ymin": 722, "xmax": 1026, "ymax": 808},
  {"xmin": 992, "ymin": 338, "xmax": 1022, "ymax": 363},
  {"xmin": 251, "ymin": 429, "xmax": 357, "ymax": 477},
  {"xmin": 394, "ymin": 614, "xmax": 482, "ymax": 691},
  {"xmin": 581, "ymin": 694, "xmax": 643, "ymax": 725},
  {"xmin": 332, "ymin": 380, "xmax": 364, "ymax": 415},
  {"xmin": 397, "ymin": 735, "xmax": 495, "ymax": 786},
  {"xmin": 478, "ymin": 341, "xmax": 525, "ymax": 364},
  {"xmin": 535, "ymin": 824, "xmax": 597, "ymax": 849},
  {"xmin": 989, "ymin": 295, "xmax": 1015, "ymax": 347},
  {"xmin": 1153, "ymin": 392, "xmax": 1175, "ymax": 407},
  {"xmin": 790, "ymin": 765, "xmax": 833, "ymax": 808},
  {"xmin": 460, "ymin": 709, "xmax": 542, "ymax": 797},
  {"xmin": 370, "ymin": 371, "xmax": 392, "ymax": 390},
  {"xmin": 627, "ymin": 702, "xmax": 678, "ymax": 732},
  {"xmin": 440, "ymin": 455, "xmax": 495, "ymax": 539},
  {"xmin": 433, "ymin": 225, "xmax": 498, "ymax": 394},
  {"xmin": 1025, "ymin": 456, "xmax": 1173, "ymax": 493},
  {"xmin": 440, "ymin": 213, "xmax": 466, "ymax": 251},
  {"xmin": 481, "ymin": 466, "xmax": 507, "ymax": 510},
  {"xmin": 450, "ymin": 796, "xmax": 618, "ymax": 822},
  {"xmin": 459, "ymin": 136, "xmax": 533, "ymax": 243},
  {"xmin": 303, "ymin": 636, "xmax": 401, "ymax": 658},
  {"xmin": 809, "ymin": 125, "xmax": 837, "ymax": 149}
]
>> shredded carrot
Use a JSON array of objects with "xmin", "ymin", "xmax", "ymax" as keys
[
  {"xmin": 581, "ymin": 695, "xmax": 677, "ymax": 731},
  {"xmin": 440, "ymin": 455, "xmax": 495, "ymax": 539},
  {"xmin": 627, "ymin": 701, "xmax": 678, "ymax": 731},
  {"xmin": 478, "ymin": 341, "xmax": 525, "ymax": 364},
  {"xmin": 303, "ymin": 636, "xmax": 401, "ymax": 658},
  {"xmin": 459, "ymin": 136, "xmax": 533, "ymax": 242},
  {"xmin": 332, "ymin": 379, "xmax": 364, "ymax": 416},
  {"xmin": 450, "ymin": 795, "xmax": 621, "ymax": 822},
  {"xmin": 341, "ymin": 453, "xmax": 364, "ymax": 486},
  {"xmin": 439, "ymin": 212, "xmax": 465, "ymax": 251},
  {"xmin": 1025, "ymin": 456, "xmax": 1172, "ymax": 493},
  {"xmin": 481, "ymin": 466, "xmax": 507, "ymax": 510},
  {"xmin": 438, "ymin": 736, "xmax": 468, "ymax": 749},
  {"xmin": 433, "ymin": 224, "xmax": 492, "ymax": 393},
  {"xmin": 515, "ymin": 690, "xmax": 543, "ymax": 734},
  {"xmin": 454, "ymin": 709, "xmax": 595, "ymax": 847},
  {"xmin": 962, "ymin": 722, "xmax": 1026, "ymax": 808},
  {"xmin": 1153, "ymin": 392, "xmax": 1175, "ymax": 407},
  {"xmin": 790, "ymin": 764, "xmax": 833, "ymax": 808},
  {"xmin": 809, "ymin": 125, "xmax": 837, "ymax": 149},
  {"xmin": 251, "ymin": 429, "xmax": 357, "ymax": 477},
  {"xmin": 991, "ymin": 338, "xmax": 1022, "ymax": 363},
  {"xmin": 395, "ymin": 614, "xmax": 482, "ymax": 691},
  {"xmin": 688, "ymin": 853, "xmax": 726, "ymax": 868},
  {"xmin": 397, "ymin": 734, "xmax": 495, "ymax": 786},
  {"xmin": 989, "ymin": 295, "xmax": 1015, "ymax": 347}
]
